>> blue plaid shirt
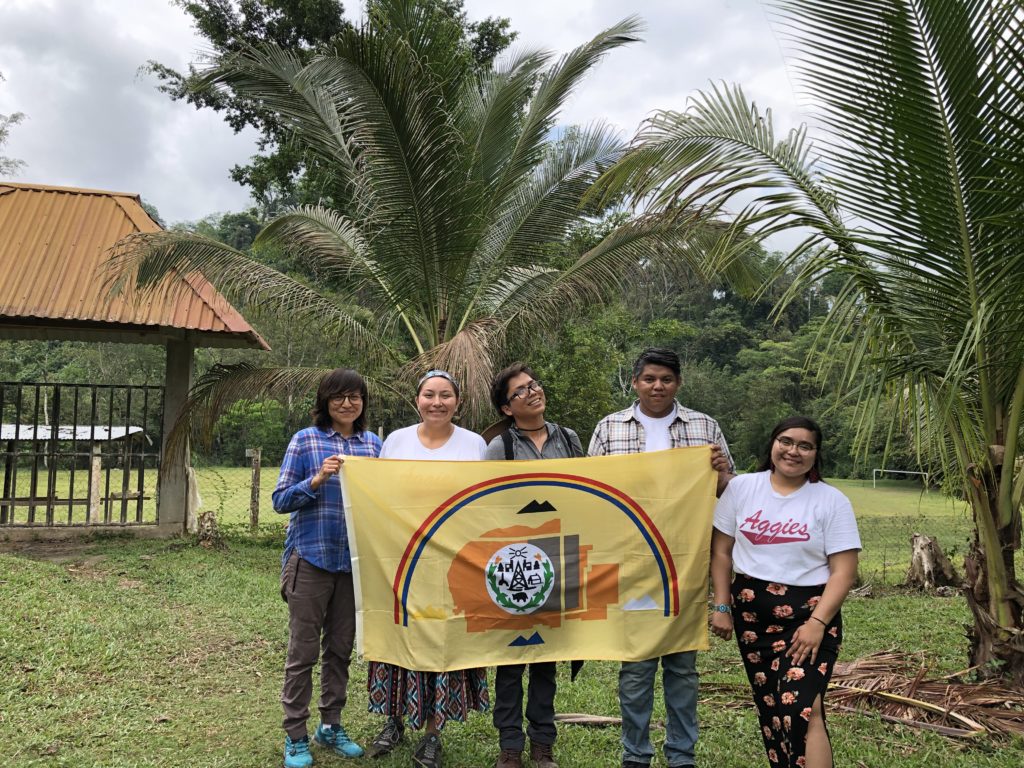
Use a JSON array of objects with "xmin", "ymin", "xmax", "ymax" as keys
[{"xmin": 272, "ymin": 426, "xmax": 382, "ymax": 572}]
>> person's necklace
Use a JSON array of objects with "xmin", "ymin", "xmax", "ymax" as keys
[{"xmin": 517, "ymin": 423, "xmax": 546, "ymax": 432}]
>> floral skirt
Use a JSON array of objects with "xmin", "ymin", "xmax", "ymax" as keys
[
  {"xmin": 732, "ymin": 573, "xmax": 843, "ymax": 767},
  {"xmin": 367, "ymin": 661, "xmax": 489, "ymax": 731}
]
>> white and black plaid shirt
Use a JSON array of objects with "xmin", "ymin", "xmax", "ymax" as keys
[{"xmin": 588, "ymin": 401, "xmax": 735, "ymax": 471}]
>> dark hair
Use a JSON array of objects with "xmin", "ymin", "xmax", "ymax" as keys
[
  {"xmin": 416, "ymin": 369, "xmax": 460, "ymax": 398},
  {"xmin": 311, "ymin": 368, "xmax": 369, "ymax": 433},
  {"xmin": 756, "ymin": 416, "xmax": 824, "ymax": 482},
  {"xmin": 632, "ymin": 347, "xmax": 681, "ymax": 379},
  {"xmin": 490, "ymin": 362, "xmax": 536, "ymax": 420}
]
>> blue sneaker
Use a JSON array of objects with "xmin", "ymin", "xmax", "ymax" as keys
[
  {"xmin": 314, "ymin": 723, "xmax": 365, "ymax": 758},
  {"xmin": 284, "ymin": 735, "xmax": 313, "ymax": 768}
]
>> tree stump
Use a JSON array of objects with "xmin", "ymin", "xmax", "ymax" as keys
[
  {"xmin": 196, "ymin": 510, "xmax": 225, "ymax": 550},
  {"xmin": 905, "ymin": 533, "xmax": 959, "ymax": 589}
]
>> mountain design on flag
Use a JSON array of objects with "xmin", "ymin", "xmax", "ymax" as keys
[
  {"xmin": 623, "ymin": 595, "xmax": 659, "ymax": 611},
  {"xmin": 448, "ymin": 519, "xmax": 619, "ymax": 633},
  {"xmin": 509, "ymin": 632, "xmax": 544, "ymax": 646},
  {"xmin": 518, "ymin": 500, "xmax": 556, "ymax": 514}
]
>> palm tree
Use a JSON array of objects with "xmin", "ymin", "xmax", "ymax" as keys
[
  {"xmin": 597, "ymin": 0, "xmax": 1024, "ymax": 680},
  {"xmin": 110, "ymin": 0, "xmax": 754, "ymax": 433}
]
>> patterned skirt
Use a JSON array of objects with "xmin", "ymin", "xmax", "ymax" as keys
[
  {"xmin": 367, "ymin": 661, "xmax": 489, "ymax": 730},
  {"xmin": 732, "ymin": 573, "xmax": 843, "ymax": 767}
]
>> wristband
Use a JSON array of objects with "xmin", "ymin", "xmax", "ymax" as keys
[{"xmin": 809, "ymin": 615, "xmax": 827, "ymax": 627}]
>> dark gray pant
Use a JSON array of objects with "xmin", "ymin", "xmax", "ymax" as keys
[
  {"xmin": 492, "ymin": 662, "xmax": 557, "ymax": 750},
  {"xmin": 280, "ymin": 552, "xmax": 356, "ymax": 739}
]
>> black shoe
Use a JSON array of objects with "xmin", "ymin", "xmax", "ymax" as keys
[
  {"xmin": 413, "ymin": 733, "xmax": 443, "ymax": 768},
  {"xmin": 367, "ymin": 717, "xmax": 404, "ymax": 758},
  {"xmin": 622, "ymin": 762, "xmax": 649, "ymax": 768}
]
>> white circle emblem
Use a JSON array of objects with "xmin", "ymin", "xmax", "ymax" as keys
[{"xmin": 485, "ymin": 543, "xmax": 555, "ymax": 614}]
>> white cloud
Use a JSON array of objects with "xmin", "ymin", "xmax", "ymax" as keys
[
  {"xmin": 0, "ymin": 0, "xmax": 257, "ymax": 225},
  {"xmin": 0, "ymin": 0, "xmax": 810, "ymax": 245},
  {"xmin": 464, "ymin": 0, "xmax": 803, "ymax": 135}
]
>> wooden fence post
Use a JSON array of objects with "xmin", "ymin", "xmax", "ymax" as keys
[
  {"xmin": 246, "ymin": 447, "xmax": 262, "ymax": 531},
  {"xmin": 88, "ymin": 443, "xmax": 102, "ymax": 524}
]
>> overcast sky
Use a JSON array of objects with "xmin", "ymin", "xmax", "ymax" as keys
[{"xmin": 0, "ymin": 0, "xmax": 804, "ymax": 227}]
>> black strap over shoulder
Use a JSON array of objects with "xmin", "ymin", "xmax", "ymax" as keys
[
  {"xmin": 502, "ymin": 429, "xmax": 514, "ymax": 460},
  {"xmin": 559, "ymin": 425, "xmax": 582, "ymax": 458}
]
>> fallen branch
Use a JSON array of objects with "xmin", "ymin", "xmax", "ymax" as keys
[
  {"xmin": 828, "ymin": 651, "xmax": 1024, "ymax": 739},
  {"xmin": 554, "ymin": 714, "xmax": 622, "ymax": 727}
]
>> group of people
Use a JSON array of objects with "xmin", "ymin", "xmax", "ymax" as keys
[{"xmin": 271, "ymin": 347, "xmax": 861, "ymax": 768}]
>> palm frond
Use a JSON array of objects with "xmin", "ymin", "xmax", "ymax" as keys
[
  {"xmin": 162, "ymin": 363, "xmax": 412, "ymax": 465},
  {"xmin": 492, "ymin": 211, "xmax": 762, "ymax": 330},
  {"xmin": 199, "ymin": 43, "xmax": 358, "ymax": 189},
  {"xmin": 399, "ymin": 319, "xmax": 504, "ymax": 426},
  {"xmin": 596, "ymin": 82, "xmax": 848, "ymax": 257},
  {"xmin": 490, "ymin": 16, "xmax": 643, "ymax": 207},
  {"xmin": 464, "ymin": 47, "xmax": 554, "ymax": 191},
  {"xmin": 105, "ymin": 230, "xmax": 383, "ymax": 357}
]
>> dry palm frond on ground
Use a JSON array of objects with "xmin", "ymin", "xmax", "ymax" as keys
[
  {"xmin": 828, "ymin": 651, "xmax": 1024, "ymax": 739},
  {"xmin": 702, "ymin": 651, "xmax": 1024, "ymax": 740}
]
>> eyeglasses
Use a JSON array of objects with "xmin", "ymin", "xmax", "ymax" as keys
[
  {"xmin": 329, "ymin": 394, "xmax": 363, "ymax": 405},
  {"xmin": 508, "ymin": 380, "xmax": 543, "ymax": 403},
  {"xmin": 776, "ymin": 436, "xmax": 817, "ymax": 453}
]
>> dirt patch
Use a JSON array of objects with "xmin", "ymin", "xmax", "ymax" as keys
[{"xmin": 0, "ymin": 540, "xmax": 98, "ymax": 563}]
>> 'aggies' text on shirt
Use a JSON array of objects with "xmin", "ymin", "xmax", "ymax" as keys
[{"xmin": 738, "ymin": 509, "xmax": 810, "ymax": 545}]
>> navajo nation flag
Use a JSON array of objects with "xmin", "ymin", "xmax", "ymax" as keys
[{"xmin": 341, "ymin": 448, "xmax": 716, "ymax": 672}]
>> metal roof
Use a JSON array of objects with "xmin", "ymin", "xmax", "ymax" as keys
[
  {"xmin": 1, "ymin": 424, "xmax": 144, "ymax": 442},
  {"xmin": 0, "ymin": 182, "xmax": 268, "ymax": 349}
]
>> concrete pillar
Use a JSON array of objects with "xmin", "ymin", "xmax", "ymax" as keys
[{"xmin": 158, "ymin": 338, "xmax": 194, "ymax": 532}]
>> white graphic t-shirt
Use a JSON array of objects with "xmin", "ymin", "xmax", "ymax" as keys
[{"xmin": 713, "ymin": 470, "xmax": 861, "ymax": 586}]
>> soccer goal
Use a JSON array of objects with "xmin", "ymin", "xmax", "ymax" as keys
[{"xmin": 872, "ymin": 469, "xmax": 930, "ymax": 489}]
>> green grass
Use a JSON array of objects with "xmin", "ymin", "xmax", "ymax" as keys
[
  {"xmin": 831, "ymin": 479, "xmax": 976, "ymax": 584},
  {"xmin": 1, "ymin": 532, "xmax": 1022, "ymax": 767},
  {"xmin": 197, "ymin": 470, "xmax": 982, "ymax": 584},
  {"xmin": 1, "ymin": 466, "xmax": 158, "ymax": 525},
  {"xmin": 2, "ymin": 467, "xmax": 984, "ymax": 585},
  {"xmin": 2, "ymin": 470, "xmax": 1017, "ymax": 765}
]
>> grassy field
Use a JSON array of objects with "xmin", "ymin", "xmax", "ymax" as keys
[
  {"xmin": 2, "ymin": 469, "xmax": 1017, "ymax": 766},
  {"xmin": 1, "ymin": 466, "xmax": 159, "ymax": 525},
  {"xmin": 5, "ymin": 465, "xmax": 978, "ymax": 586},
  {"xmin": 196, "ymin": 469, "xmax": 978, "ymax": 585},
  {"xmin": 1, "ymin": 533, "xmax": 1022, "ymax": 768}
]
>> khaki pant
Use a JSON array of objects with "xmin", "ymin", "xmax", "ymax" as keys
[{"xmin": 280, "ymin": 551, "xmax": 356, "ymax": 739}]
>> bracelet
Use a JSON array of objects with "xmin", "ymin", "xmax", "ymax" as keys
[{"xmin": 809, "ymin": 615, "xmax": 827, "ymax": 627}]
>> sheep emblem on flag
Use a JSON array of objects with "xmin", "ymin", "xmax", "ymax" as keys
[{"xmin": 341, "ymin": 448, "xmax": 718, "ymax": 672}]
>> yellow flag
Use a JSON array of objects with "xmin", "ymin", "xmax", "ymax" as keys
[{"xmin": 341, "ymin": 447, "xmax": 716, "ymax": 672}]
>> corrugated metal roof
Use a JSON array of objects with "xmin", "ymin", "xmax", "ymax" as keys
[
  {"xmin": 1, "ymin": 424, "xmax": 143, "ymax": 442},
  {"xmin": 0, "ymin": 182, "xmax": 268, "ymax": 350}
]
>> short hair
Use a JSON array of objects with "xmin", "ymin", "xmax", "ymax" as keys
[
  {"xmin": 756, "ymin": 415, "xmax": 825, "ymax": 481},
  {"xmin": 416, "ymin": 369, "xmax": 460, "ymax": 398},
  {"xmin": 631, "ymin": 347, "xmax": 681, "ymax": 379},
  {"xmin": 310, "ymin": 368, "xmax": 369, "ymax": 433},
  {"xmin": 490, "ymin": 362, "xmax": 537, "ymax": 415}
]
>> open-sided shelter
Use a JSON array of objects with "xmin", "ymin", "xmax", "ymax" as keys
[{"xmin": 0, "ymin": 182, "xmax": 267, "ymax": 539}]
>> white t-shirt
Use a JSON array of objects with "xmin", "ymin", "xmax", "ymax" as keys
[
  {"xmin": 380, "ymin": 424, "xmax": 486, "ymax": 461},
  {"xmin": 713, "ymin": 470, "xmax": 861, "ymax": 586},
  {"xmin": 634, "ymin": 403, "xmax": 677, "ymax": 453}
]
